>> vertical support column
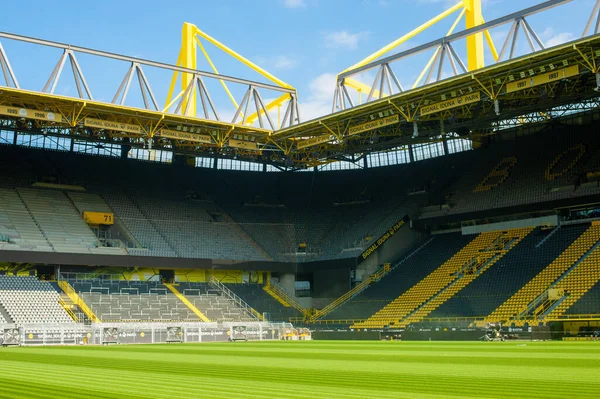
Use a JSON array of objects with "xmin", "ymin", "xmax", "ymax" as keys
[
  {"xmin": 180, "ymin": 23, "xmax": 197, "ymax": 117},
  {"xmin": 464, "ymin": 0, "xmax": 485, "ymax": 71}
]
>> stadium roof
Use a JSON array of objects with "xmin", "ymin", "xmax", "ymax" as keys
[{"xmin": 1, "ymin": 0, "xmax": 600, "ymax": 168}]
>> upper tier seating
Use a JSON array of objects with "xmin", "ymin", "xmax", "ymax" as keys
[
  {"xmin": 424, "ymin": 127, "xmax": 600, "ymax": 218},
  {"xmin": 0, "ymin": 275, "xmax": 74, "ymax": 325},
  {"xmin": 17, "ymin": 188, "xmax": 99, "ymax": 253},
  {"xmin": 101, "ymin": 192, "xmax": 178, "ymax": 258},
  {"xmin": 0, "ymin": 188, "xmax": 52, "ymax": 252},
  {"xmin": 1, "ymin": 124, "xmax": 600, "ymax": 262},
  {"xmin": 131, "ymin": 198, "xmax": 268, "ymax": 261},
  {"xmin": 0, "ymin": 144, "xmax": 435, "ymax": 261}
]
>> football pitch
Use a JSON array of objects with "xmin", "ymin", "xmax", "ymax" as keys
[{"xmin": 0, "ymin": 341, "xmax": 598, "ymax": 399}]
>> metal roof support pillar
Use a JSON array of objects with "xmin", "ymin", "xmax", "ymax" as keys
[
  {"xmin": 180, "ymin": 23, "xmax": 197, "ymax": 116},
  {"xmin": 464, "ymin": 0, "xmax": 485, "ymax": 71}
]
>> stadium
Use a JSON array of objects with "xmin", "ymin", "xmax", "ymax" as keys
[{"xmin": 0, "ymin": 0, "xmax": 599, "ymax": 397}]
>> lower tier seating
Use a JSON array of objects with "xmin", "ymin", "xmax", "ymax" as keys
[
  {"xmin": 429, "ymin": 225, "xmax": 588, "ymax": 318},
  {"xmin": 565, "ymin": 279, "xmax": 600, "ymax": 315},
  {"xmin": 0, "ymin": 275, "xmax": 74, "ymax": 325},
  {"xmin": 353, "ymin": 229, "xmax": 527, "ymax": 329},
  {"xmin": 70, "ymin": 280, "xmax": 256, "ymax": 323},
  {"xmin": 225, "ymin": 283, "xmax": 301, "ymax": 322},
  {"xmin": 486, "ymin": 224, "xmax": 600, "ymax": 323},
  {"xmin": 178, "ymin": 283, "xmax": 256, "ymax": 322},
  {"xmin": 321, "ymin": 234, "xmax": 472, "ymax": 321}
]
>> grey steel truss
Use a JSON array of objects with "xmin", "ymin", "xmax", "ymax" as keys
[
  {"xmin": 333, "ymin": 0, "xmax": 573, "ymax": 111},
  {"xmin": 231, "ymin": 85, "xmax": 278, "ymax": 130},
  {"xmin": 43, "ymin": 49, "xmax": 92, "ymax": 99},
  {"xmin": 112, "ymin": 62, "xmax": 159, "ymax": 111},
  {"xmin": 0, "ymin": 41, "xmax": 18, "ymax": 88},
  {"xmin": 337, "ymin": 0, "xmax": 570, "ymax": 80},
  {"xmin": 423, "ymin": 42, "xmax": 467, "ymax": 85},
  {"xmin": 583, "ymin": 0, "xmax": 600, "ymax": 37},
  {"xmin": 171, "ymin": 73, "xmax": 220, "ymax": 120},
  {"xmin": 0, "ymin": 31, "xmax": 294, "ymax": 93},
  {"xmin": 497, "ymin": 17, "xmax": 545, "ymax": 61},
  {"xmin": 0, "ymin": 30, "xmax": 298, "ymax": 127},
  {"xmin": 279, "ymin": 93, "xmax": 301, "ymax": 129}
]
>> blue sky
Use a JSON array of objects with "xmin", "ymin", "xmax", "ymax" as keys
[{"xmin": 0, "ymin": 0, "xmax": 595, "ymax": 123}]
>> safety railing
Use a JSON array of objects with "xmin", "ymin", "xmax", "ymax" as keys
[
  {"xmin": 419, "ymin": 316, "xmax": 486, "ymax": 323},
  {"xmin": 57, "ymin": 280, "xmax": 99, "ymax": 323},
  {"xmin": 163, "ymin": 283, "xmax": 210, "ymax": 322},
  {"xmin": 210, "ymin": 278, "xmax": 262, "ymax": 321},
  {"xmin": 310, "ymin": 266, "xmax": 390, "ymax": 321},
  {"xmin": 265, "ymin": 281, "xmax": 308, "ymax": 316},
  {"xmin": 311, "ymin": 237, "xmax": 435, "ymax": 321},
  {"xmin": 58, "ymin": 297, "xmax": 79, "ymax": 323},
  {"xmin": 547, "ymin": 314, "xmax": 600, "ymax": 321},
  {"xmin": 305, "ymin": 319, "xmax": 366, "ymax": 325}
]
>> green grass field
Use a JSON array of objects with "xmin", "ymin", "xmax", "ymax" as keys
[{"xmin": 0, "ymin": 341, "xmax": 599, "ymax": 399}]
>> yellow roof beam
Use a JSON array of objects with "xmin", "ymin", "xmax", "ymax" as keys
[
  {"xmin": 483, "ymin": 19, "xmax": 500, "ymax": 62},
  {"xmin": 344, "ymin": 78, "xmax": 381, "ymax": 99},
  {"xmin": 465, "ymin": 0, "xmax": 485, "ymax": 70},
  {"xmin": 340, "ymin": 1, "xmax": 464, "ymax": 76},
  {"xmin": 181, "ymin": 23, "xmax": 197, "ymax": 116},
  {"xmin": 167, "ymin": 22, "xmax": 297, "ymax": 127},
  {"xmin": 194, "ymin": 36, "xmax": 242, "ymax": 118},
  {"xmin": 189, "ymin": 23, "xmax": 294, "ymax": 90},
  {"xmin": 244, "ymin": 92, "xmax": 291, "ymax": 127},
  {"xmin": 413, "ymin": 7, "xmax": 466, "ymax": 88}
]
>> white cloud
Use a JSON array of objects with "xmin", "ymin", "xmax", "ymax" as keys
[
  {"xmin": 253, "ymin": 55, "xmax": 298, "ymax": 70},
  {"xmin": 415, "ymin": 0, "xmax": 461, "ymax": 5},
  {"xmin": 545, "ymin": 32, "xmax": 575, "ymax": 48},
  {"xmin": 298, "ymin": 72, "xmax": 337, "ymax": 121},
  {"xmin": 253, "ymin": 56, "xmax": 267, "ymax": 66},
  {"xmin": 540, "ymin": 27, "xmax": 575, "ymax": 48},
  {"xmin": 308, "ymin": 72, "xmax": 337, "ymax": 102},
  {"xmin": 324, "ymin": 31, "xmax": 369, "ymax": 50},
  {"xmin": 417, "ymin": 0, "xmax": 503, "ymax": 5},
  {"xmin": 273, "ymin": 55, "xmax": 297, "ymax": 70},
  {"xmin": 282, "ymin": 0, "xmax": 306, "ymax": 8},
  {"xmin": 297, "ymin": 72, "xmax": 394, "ymax": 121}
]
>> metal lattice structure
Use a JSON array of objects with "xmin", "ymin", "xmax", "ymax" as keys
[
  {"xmin": 1, "ymin": 1, "xmax": 600, "ymax": 168},
  {"xmin": 164, "ymin": 23, "xmax": 300, "ymax": 130},
  {"xmin": 333, "ymin": 0, "xmax": 569, "ymax": 112},
  {"xmin": 0, "ymin": 27, "xmax": 297, "ymax": 159}
]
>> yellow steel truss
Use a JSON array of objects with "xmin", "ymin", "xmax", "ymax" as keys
[
  {"xmin": 165, "ymin": 23, "xmax": 296, "ymax": 127},
  {"xmin": 339, "ymin": 0, "xmax": 498, "ymax": 97}
]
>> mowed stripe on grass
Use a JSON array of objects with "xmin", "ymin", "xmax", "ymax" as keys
[{"xmin": 0, "ymin": 341, "xmax": 598, "ymax": 399}]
